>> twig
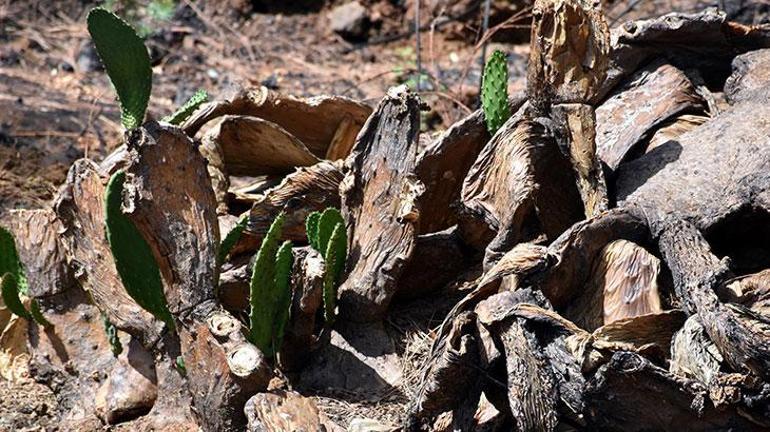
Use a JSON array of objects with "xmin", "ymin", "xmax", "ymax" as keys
[
  {"xmin": 479, "ymin": 0, "xmax": 492, "ymax": 101},
  {"xmin": 457, "ymin": 8, "xmax": 532, "ymax": 98},
  {"xmin": 341, "ymin": 5, "xmax": 481, "ymax": 53},
  {"xmin": 415, "ymin": 0, "xmax": 422, "ymax": 91},
  {"xmin": 419, "ymin": 91, "xmax": 473, "ymax": 115},
  {"xmin": 609, "ymin": 0, "xmax": 645, "ymax": 26}
]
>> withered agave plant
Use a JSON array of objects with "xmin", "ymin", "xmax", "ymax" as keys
[{"xmin": 5, "ymin": 2, "xmax": 770, "ymax": 432}]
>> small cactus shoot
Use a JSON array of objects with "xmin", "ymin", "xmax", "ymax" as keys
[
  {"xmin": 314, "ymin": 208, "xmax": 345, "ymax": 254},
  {"xmin": 304, "ymin": 208, "xmax": 347, "ymax": 324},
  {"xmin": 105, "ymin": 171, "xmax": 174, "ymax": 329},
  {"xmin": 272, "ymin": 240, "xmax": 294, "ymax": 352},
  {"xmin": 306, "ymin": 211, "xmax": 321, "ymax": 250},
  {"xmin": 87, "ymin": 8, "xmax": 152, "ymax": 129},
  {"xmin": 1, "ymin": 274, "xmax": 30, "ymax": 321},
  {"xmin": 323, "ymin": 223, "xmax": 347, "ymax": 323},
  {"xmin": 102, "ymin": 313, "xmax": 123, "ymax": 356},
  {"xmin": 0, "ymin": 226, "xmax": 28, "ymax": 294},
  {"xmin": 481, "ymin": 50, "xmax": 510, "ymax": 134},
  {"xmin": 249, "ymin": 212, "xmax": 293, "ymax": 357},
  {"xmin": 218, "ymin": 213, "xmax": 249, "ymax": 266},
  {"xmin": 163, "ymin": 89, "xmax": 208, "ymax": 125}
]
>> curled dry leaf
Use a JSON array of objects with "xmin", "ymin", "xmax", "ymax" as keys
[
  {"xmin": 564, "ymin": 239, "xmax": 663, "ymax": 332},
  {"xmin": 461, "ymin": 113, "xmax": 583, "ymax": 265},
  {"xmin": 595, "ymin": 60, "xmax": 706, "ymax": 171},
  {"xmin": 182, "ymin": 86, "xmax": 372, "ymax": 159},
  {"xmin": 202, "ymin": 115, "xmax": 319, "ymax": 177}
]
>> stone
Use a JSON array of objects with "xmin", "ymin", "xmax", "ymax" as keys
[{"xmin": 328, "ymin": 2, "xmax": 370, "ymax": 41}]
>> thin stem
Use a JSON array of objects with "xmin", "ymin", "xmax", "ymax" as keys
[
  {"xmin": 479, "ymin": 0, "xmax": 492, "ymax": 105},
  {"xmin": 415, "ymin": 0, "xmax": 422, "ymax": 91}
]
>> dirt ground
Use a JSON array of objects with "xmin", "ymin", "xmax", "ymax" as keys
[{"xmin": 1, "ymin": 0, "xmax": 768, "ymax": 429}]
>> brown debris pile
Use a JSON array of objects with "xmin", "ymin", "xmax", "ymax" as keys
[{"xmin": 3, "ymin": 3, "xmax": 770, "ymax": 432}]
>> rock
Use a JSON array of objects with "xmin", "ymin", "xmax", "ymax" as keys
[
  {"xmin": 244, "ymin": 390, "xmax": 342, "ymax": 431},
  {"xmin": 328, "ymin": 2, "xmax": 370, "ymax": 42},
  {"xmin": 94, "ymin": 336, "xmax": 157, "ymax": 425},
  {"xmin": 299, "ymin": 320, "xmax": 402, "ymax": 396}
]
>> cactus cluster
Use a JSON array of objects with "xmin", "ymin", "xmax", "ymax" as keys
[
  {"xmin": 481, "ymin": 50, "xmax": 511, "ymax": 134},
  {"xmin": 306, "ymin": 208, "xmax": 347, "ymax": 323},
  {"xmin": 0, "ymin": 227, "xmax": 49, "ymax": 327},
  {"xmin": 105, "ymin": 171, "xmax": 174, "ymax": 329},
  {"xmin": 248, "ymin": 212, "xmax": 294, "ymax": 357}
]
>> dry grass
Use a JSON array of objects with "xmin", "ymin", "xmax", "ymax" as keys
[{"xmin": 312, "ymin": 270, "xmax": 480, "ymax": 430}]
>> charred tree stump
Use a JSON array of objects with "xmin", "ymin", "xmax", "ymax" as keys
[
  {"xmin": 528, "ymin": 0, "xmax": 611, "ymax": 217},
  {"xmin": 122, "ymin": 122, "xmax": 271, "ymax": 431},
  {"xmin": 338, "ymin": 86, "xmax": 423, "ymax": 322}
]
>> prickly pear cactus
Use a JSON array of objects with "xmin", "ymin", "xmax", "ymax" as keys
[
  {"xmin": 87, "ymin": 8, "xmax": 152, "ymax": 130},
  {"xmin": 481, "ymin": 50, "xmax": 511, "ymax": 134},
  {"xmin": 218, "ymin": 213, "xmax": 249, "ymax": 266},
  {"xmin": 163, "ymin": 89, "xmax": 208, "ymax": 125},
  {"xmin": 29, "ymin": 300, "xmax": 51, "ymax": 327},
  {"xmin": 105, "ymin": 171, "xmax": 174, "ymax": 328},
  {"xmin": 1, "ymin": 274, "xmax": 30, "ymax": 321},
  {"xmin": 272, "ymin": 240, "xmax": 294, "ymax": 353},
  {"xmin": 249, "ymin": 212, "xmax": 288, "ymax": 357},
  {"xmin": 0, "ymin": 226, "xmax": 28, "ymax": 294},
  {"xmin": 0, "ymin": 228, "xmax": 50, "ymax": 326},
  {"xmin": 306, "ymin": 211, "xmax": 321, "ymax": 250},
  {"xmin": 323, "ymin": 223, "xmax": 347, "ymax": 323},
  {"xmin": 316, "ymin": 208, "xmax": 345, "ymax": 254}
]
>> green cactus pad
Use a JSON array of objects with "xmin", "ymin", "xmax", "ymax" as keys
[
  {"xmin": 218, "ymin": 213, "xmax": 249, "ymax": 266},
  {"xmin": 481, "ymin": 50, "xmax": 511, "ymax": 134},
  {"xmin": 163, "ymin": 89, "xmax": 208, "ymax": 125},
  {"xmin": 249, "ymin": 212, "xmax": 285, "ymax": 356},
  {"xmin": 87, "ymin": 8, "xmax": 152, "ymax": 130},
  {"xmin": 272, "ymin": 240, "xmax": 293, "ymax": 353},
  {"xmin": 306, "ymin": 211, "xmax": 321, "ymax": 250},
  {"xmin": 105, "ymin": 171, "xmax": 174, "ymax": 329},
  {"xmin": 316, "ymin": 208, "xmax": 345, "ymax": 254},
  {"xmin": 0, "ymin": 226, "xmax": 28, "ymax": 295},
  {"xmin": 323, "ymin": 222, "xmax": 347, "ymax": 323},
  {"xmin": 29, "ymin": 300, "xmax": 52, "ymax": 328},
  {"xmin": 1, "ymin": 274, "xmax": 30, "ymax": 321}
]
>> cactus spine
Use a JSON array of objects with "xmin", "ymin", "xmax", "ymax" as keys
[
  {"xmin": 305, "ymin": 208, "xmax": 347, "ymax": 323},
  {"xmin": 249, "ymin": 212, "xmax": 294, "ymax": 357},
  {"xmin": 481, "ymin": 50, "xmax": 510, "ymax": 134},
  {"xmin": 105, "ymin": 171, "xmax": 174, "ymax": 329},
  {"xmin": 87, "ymin": 8, "xmax": 152, "ymax": 129}
]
